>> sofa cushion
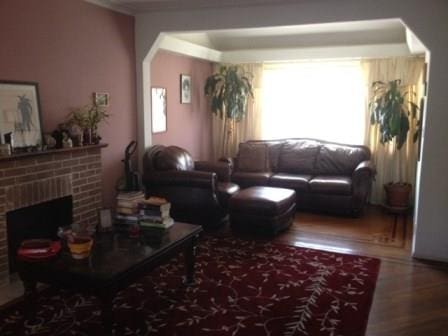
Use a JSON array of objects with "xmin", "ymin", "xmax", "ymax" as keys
[
  {"xmin": 237, "ymin": 143, "xmax": 268, "ymax": 172},
  {"xmin": 278, "ymin": 140, "xmax": 320, "ymax": 174},
  {"xmin": 269, "ymin": 173, "xmax": 312, "ymax": 191},
  {"xmin": 232, "ymin": 172, "xmax": 272, "ymax": 187},
  {"xmin": 315, "ymin": 144, "xmax": 369, "ymax": 175},
  {"xmin": 309, "ymin": 176, "xmax": 352, "ymax": 195}
]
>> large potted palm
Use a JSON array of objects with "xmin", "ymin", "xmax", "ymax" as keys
[
  {"xmin": 369, "ymin": 79, "xmax": 421, "ymax": 207},
  {"xmin": 204, "ymin": 65, "xmax": 253, "ymax": 155}
]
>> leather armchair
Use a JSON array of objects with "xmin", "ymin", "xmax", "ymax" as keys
[{"xmin": 142, "ymin": 145, "xmax": 239, "ymax": 228}]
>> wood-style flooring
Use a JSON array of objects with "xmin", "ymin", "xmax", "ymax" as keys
[{"xmin": 274, "ymin": 205, "xmax": 448, "ymax": 336}]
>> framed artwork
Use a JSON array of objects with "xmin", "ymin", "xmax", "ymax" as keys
[
  {"xmin": 180, "ymin": 74, "xmax": 191, "ymax": 104},
  {"xmin": 0, "ymin": 81, "xmax": 43, "ymax": 149},
  {"xmin": 94, "ymin": 92, "xmax": 109, "ymax": 107},
  {"xmin": 151, "ymin": 87, "xmax": 167, "ymax": 133}
]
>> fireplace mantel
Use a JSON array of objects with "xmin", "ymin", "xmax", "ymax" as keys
[
  {"xmin": 0, "ymin": 143, "xmax": 107, "ymax": 162},
  {"xmin": 0, "ymin": 143, "xmax": 108, "ymax": 285}
]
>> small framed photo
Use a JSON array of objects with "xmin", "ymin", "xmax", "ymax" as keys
[
  {"xmin": 94, "ymin": 92, "xmax": 109, "ymax": 107},
  {"xmin": 99, "ymin": 208, "xmax": 113, "ymax": 232},
  {"xmin": 151, "ymin": 87, "xmax": 167, "ymax": 133},
  {"xmin": 180, "ymin": 74, "xmax": 191, "ymax": 104},
  {"xmin": 0, "ymin": 80, "xmax": 43, "ymax": 149}
]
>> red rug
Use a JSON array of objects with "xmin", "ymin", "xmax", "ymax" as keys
[{"xmin": 0, "ymin": 237, "xmax": 380, "ymax": 335}]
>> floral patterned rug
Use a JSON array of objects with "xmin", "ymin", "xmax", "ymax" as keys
[{"xmin": 0, "ymin": 236, "xmax": 380, "ymax": 336}]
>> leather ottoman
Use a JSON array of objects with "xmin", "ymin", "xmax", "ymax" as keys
[{"xmin": 229, "ymin": 186, "xmax": 296, "ymax": 235}]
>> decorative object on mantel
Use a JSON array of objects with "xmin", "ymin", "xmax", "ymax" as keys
[
  {"xmin": 369, "ymin": 79, "xmax": 421, "ymax": 207},
  {"xmin": 67, "ymin": 103, "xmax": 109, "ymax": 145},
  {"xmin": 180, "ymin": 74, "xmax": 191, "ymax": 104},
  {"xmin": 0, "ymin": 80, "xmax": 44, "ymax": 151}
]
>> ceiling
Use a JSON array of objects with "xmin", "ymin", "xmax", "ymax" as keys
[
  {"xmin": 96, "ymin": 0, "xmax": 300, "ymax": 13},
  {"xmin": 85, "ymin": 1, "xmax": 426, "ymax": 62},
  {"xmin": 169, "ymin": 20, "xmax": 407, "ymax": 51}
]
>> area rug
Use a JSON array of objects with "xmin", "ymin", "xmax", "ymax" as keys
[{"xmin": 0, "ymin": 236, "xmax": 380, "ymax": 336}]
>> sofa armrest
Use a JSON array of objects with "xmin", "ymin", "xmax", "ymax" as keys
[
  {"xmin": 351, "ymin": 160, "xmax": 376, "ymax": 212},
  {"xmin": 195, "ymin": 160, "xmax": 232, "ymax": 182},
  {"xmin": 144, "ymin": 170, "xmax": 217, "ymax": 191}
]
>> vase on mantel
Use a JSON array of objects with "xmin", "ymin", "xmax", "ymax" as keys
[{"xmin": 83, "ymin": 128, "xmax": 92, "ymax": 145}]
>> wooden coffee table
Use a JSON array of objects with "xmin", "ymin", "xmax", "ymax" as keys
[{"xmin": 17, "ymin": 222, "xmax": 203, "ymax": 332}]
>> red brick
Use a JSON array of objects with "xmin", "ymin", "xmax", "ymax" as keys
[
  {"xmin": 16, "ymin": 158, "xmax": 36, "ymax": 167},
  {"xmin": 88, "ymin": 148, "xmax": 100, "ymax": 155},
  {"xmin": 16, "ymin": 174, "xmax": 38, "ymax": 183},
  {"xmin": 53, "ymin": 153, "xmax": 72, "ymax": 160},
  {"xmin": 36, "ymin": 155, "xmax": 54, "ymax": 163},
  {"xmin": 72, "ymin": 150, "xmax": 88, "ymax": 158},
  {"xmin": 4, "ymin": 167, "xmax": 27, "ymax": 177},
  {"xmin": 54, "ymin": 168, "xmax": 71, "ymax": 176},
  {"xmin": 73, "ymin": 178, "xmax": 87, "ymax": 187},
  {"xmin": 80, "ymin": 156, "xmax": 99, "ymax": 164},
  {"xmin": 0, "ymin": 177, "xmax": 15, "ymax": 187},
  {"xmin": 62, "ymin": 159, "xmax": 80, "ymax": 167},
  {"xmin": 36, "ymin": 171, "xmax": 54, "ymax": 179},
  {"xmin": 0, "ymin": 161, "xmax": 15, "ymax": 169}
]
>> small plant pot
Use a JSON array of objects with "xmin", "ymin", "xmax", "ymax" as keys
[{"xmin": 384, "ymin": 182, "xmax": 412, "ymax": 208}]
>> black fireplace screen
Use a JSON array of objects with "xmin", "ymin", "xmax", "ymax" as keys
[{"xmin": 6, "ymin": 195, "xmax": 73, "ymax": 273}]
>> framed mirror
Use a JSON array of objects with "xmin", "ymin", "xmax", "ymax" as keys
[{"xmin": 151, "ymin": 87, "xmax": 167, "ymax": 133}]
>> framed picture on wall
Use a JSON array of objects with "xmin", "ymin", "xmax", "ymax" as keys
[
  {"xmin": 180, "ymin": 74, "xmax": 191, "ymax": 104},
  {"xmin": 151, "ymin": 87, "xmax": 167, "ymax": 133},
  {"xmin": 94, "ymin": 92, "xmax": 109, "ymax": 107},
  {"xmin": 0, "ymin": 81, "xmax": 43, "ymax": 149}
]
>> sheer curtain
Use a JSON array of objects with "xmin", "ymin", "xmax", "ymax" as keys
[
  {"xmin": 261, "ymin": 61, "xmax": 366, "ymax": 145},
  {"xmin": 361, "ymin": 57, "xmax": 424, "ymax": 204},
  {"xmin": 211, "ymin": 63, "xmax": 263, "ymax": 160}
]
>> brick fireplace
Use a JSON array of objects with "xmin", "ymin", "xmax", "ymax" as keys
[{"xmin": 0, "ymin": 144, "xmax": 107, "ymax": 285}]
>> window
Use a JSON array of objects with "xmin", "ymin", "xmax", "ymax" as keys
[{"xmin": 261, "ymin": 61, "xmax": 366, "ymax": 145}]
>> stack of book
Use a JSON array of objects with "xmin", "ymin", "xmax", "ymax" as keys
[
  {"xmin": 138, "ymin": 196, "xmax": 174, "ymax": 229},
  {"xmin": 115, "ymin": 191, "xmax": 145, "ymax": 228}
]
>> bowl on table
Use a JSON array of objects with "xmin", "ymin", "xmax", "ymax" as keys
[{"xmin": 67, "ymin": 236, "xmax": 93, "ymax": 259}]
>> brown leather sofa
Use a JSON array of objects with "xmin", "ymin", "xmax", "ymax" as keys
[
  {"xmin": 142, "ymin": 145, "xmax": 239, "ymax": 228},
  {"xmin": 229, "ymin": 139, "xmax": 375, "ymax": 216}
]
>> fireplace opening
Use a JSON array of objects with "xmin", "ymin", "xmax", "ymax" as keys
[{"xmin": 6, "ymin": 195, "xmax": 73, "ymax": 274}]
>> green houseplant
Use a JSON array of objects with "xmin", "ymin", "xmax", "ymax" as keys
[
  {"xmin": 204, "ymin": 65, "xmax": 254, "ymax": 155},
  {"xmin": 67, "ymin": 104, "xmax": 109, "ymax": 145},
  {"xmin": 369, "ymin": 79, "xmax": 421, "ymax": 207}
]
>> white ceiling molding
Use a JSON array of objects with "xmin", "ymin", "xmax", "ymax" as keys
[
  {"xmin": 83, "ymin": 0, "xmax": 135, "ymax": 15},
  {"xmin": 405, "ymin": 28, "xmax": 426, "ymax": 55},
  {"xmin": 221, "ymin": 43, "xmax": 412, "ymax": 63},
  {"xmin": 158, "ymin": 35, "xmax": 222, "ymax": 62}
]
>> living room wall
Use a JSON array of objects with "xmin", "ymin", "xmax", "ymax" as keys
[
  {"xmin": 0, "ymin": 0, "xmax": 136, "ymax": 207},
  {"xmin": 150, "ymin": 50, "xmax": 213, "ymax": 160}
]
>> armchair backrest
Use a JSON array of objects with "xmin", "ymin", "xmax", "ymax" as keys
[{"xmin": 143, "ymin": 145, "xmax": 194, "ymax": 173}]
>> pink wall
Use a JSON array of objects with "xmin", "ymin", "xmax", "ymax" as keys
[
  {"xmin": 0, "ymin": 0, "xmax": 136, "ymax": 207},
  {"xmin": 151, "ymin": 50, "xmax": 212, "ymax": 160}
]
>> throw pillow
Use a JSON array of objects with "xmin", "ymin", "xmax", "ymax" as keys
[{"xmin": 237, "ymin": 143, "xmax": 268, "ymax": 172}]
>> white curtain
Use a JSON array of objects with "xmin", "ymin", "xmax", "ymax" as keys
[
  {"xmin": 211, "ymin": 63, "xmax": 263, "ymax": 160},
  {"xmin": 361, "ymin": 57, "xmax": 425, "ymax": 204}
]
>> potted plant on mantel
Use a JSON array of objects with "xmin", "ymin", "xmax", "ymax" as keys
[
  {"xmin": 67, "ymin": 104, "xmax": 109, "ymax": 145},
  {"xmin": 204, "ymin": 65, "xmax": 254, "ymax": 156},
  {"xmin": 369, "ymin": 79, "xmax": 421, "ymax": 207}
]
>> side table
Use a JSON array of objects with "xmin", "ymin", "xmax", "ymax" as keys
[{"xmin": 382, "ymin": 204, "xmax": 409, "ymax": 241}]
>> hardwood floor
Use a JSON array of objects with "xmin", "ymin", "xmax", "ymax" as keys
[{"xmin": 273, "ymin": 205, "xmax": 448, "ymax": 336}]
